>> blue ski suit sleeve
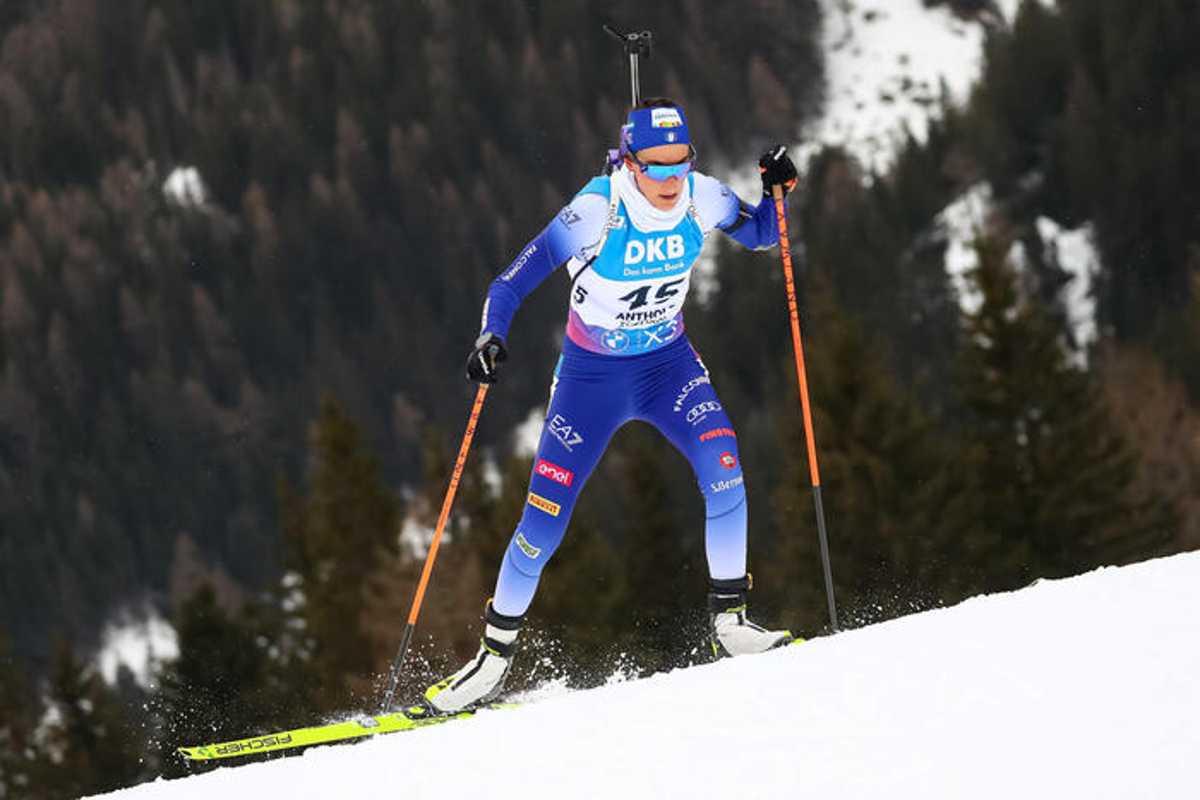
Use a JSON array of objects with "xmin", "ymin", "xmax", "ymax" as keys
[
  {"xmin": 721, "ymin": 195, "xmax": 782, "ymax": 250},
  {"xmin": 690, "ymin": 172, "xmax": 782, "ymax": 251},
  {"xmin": 479, "ymin": 188, "xmax": 609, "ymax": 341}
]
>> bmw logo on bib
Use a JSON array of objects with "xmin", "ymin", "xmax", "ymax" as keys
[{"xmin": 602, "ymin": 330, "xmax": 630, "ymax": 352}]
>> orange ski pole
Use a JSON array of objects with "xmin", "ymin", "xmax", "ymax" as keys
[
  {"xmin": 772, "ymin": 184, "xmax": 839, "ymax": 632},
  {"xmin": 380, "ymin": 383, "xmax": 489, "ymax": 710}
]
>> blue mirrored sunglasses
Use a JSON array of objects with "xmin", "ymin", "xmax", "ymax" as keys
[{"xmin": 629, "ymin": 146, "xmax": 697, "ymax": 181}]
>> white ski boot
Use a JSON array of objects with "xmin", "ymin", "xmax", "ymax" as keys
[
  {"xmin": 709, "ymin": 575, "xmax": 794, "ymax": 657},
  {"xmin": 424, "ymin": 602, "xmax": 522, "ymax": 713}
]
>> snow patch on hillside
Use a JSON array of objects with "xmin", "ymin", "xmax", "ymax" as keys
[
  {"xmin": 512, "ymin": 406, "xmax": 546, "ymax": 458},
  {"xmin": 802, "ymin": 0, "xmax": 987, "ymax": 174},
  {"xmin": 96, "ymin": 608, "xmax": 178, "ymax": 688},
  {"xmin": 162, "ymin": 167, "xmax": 208, "ymax": 207},
  {"xmin": 938, "ymin": 181, "xmax": 993, "ymax": 315},
  {"xmin": 800, "ymin": 0, "xmax": 1055, "ymax": 175},
  {"xmin": 935, "ymin": 183, "xmax": 1098, "ymax": 356},
  {"xmin": 1037, "ymin": 216, "xmax": 1099, "ymax": 353}
]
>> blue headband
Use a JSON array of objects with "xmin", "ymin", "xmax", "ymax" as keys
[{"xmin": 620, "ymin": 105, "xmax": 690, "ymax": 154}]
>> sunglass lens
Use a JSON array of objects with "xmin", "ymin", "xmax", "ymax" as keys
[{"xmin": 644, "ymin": 162, "xmax": 691, "ymax": 181}]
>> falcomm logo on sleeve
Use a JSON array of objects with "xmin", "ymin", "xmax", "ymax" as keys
[{"xmin": 527, "ymin": 492, "xmax": 561, "ymax": 517}]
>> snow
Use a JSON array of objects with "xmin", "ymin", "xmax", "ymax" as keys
[
  {"xmin": 162, "ymin": 167, "xmax": 208, "ymax": 207},
  {"xmin": 935, "ymin": 184, "xmax": 1100, "ymax": 357},
  {"xmin": 697, "ymin": 1, "xmax": 1043, "ymax": 310},
  {"xmin": 512, "ymin": 406, "xmax": 546, "ymax": 458},
  {"xmin": 937, "ymin": 181, "xmax": 993, "ymax": 315},
  {"xmin": 1037, "ymin": 216, "xmax": 1099, "ymax": 353},
  {"xmin": 398, "ymin": 513, "xmax": 439, "ymax": 559},
  {"xmin": 95, "ymin": 608, "xmax": 178, "ymax": 688},
  {"xmin": 93, "ymin": 551, "xmax": 1200, "ymax": 799},
  {"xmin": 801, "ymin": 0, "xmax": 990, "ymax": 175}
]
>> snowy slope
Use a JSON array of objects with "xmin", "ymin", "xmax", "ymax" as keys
[{"xmin": 97, "ymin": 552, "xmax": 1200, "ymax": 799}]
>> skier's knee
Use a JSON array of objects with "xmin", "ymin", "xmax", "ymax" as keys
[
  {"xmin": 505, "ymin": 531, "xmax": 548, "ymax": 578},
  {"xmin": 704, "ymin": 475, "xmax": 746, "ymax": 519}
]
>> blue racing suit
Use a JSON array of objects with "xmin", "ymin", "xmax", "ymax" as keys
[{"xmin": 480, "ymin": 165, "xmax": 781, "ymax": 617}]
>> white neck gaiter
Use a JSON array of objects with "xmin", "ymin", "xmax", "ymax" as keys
[{"xmin": 614, "ymin": 165, "xmax": 691, "ymax": 232}]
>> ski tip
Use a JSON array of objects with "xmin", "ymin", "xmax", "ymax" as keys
[{"xmin": 177, "ymin": 746, "xmax": 211, "ymax": 761}]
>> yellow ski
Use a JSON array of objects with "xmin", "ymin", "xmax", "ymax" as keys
[{"xmin": 177, "ymin": 704, "xmax": 501, "ymax": 761}]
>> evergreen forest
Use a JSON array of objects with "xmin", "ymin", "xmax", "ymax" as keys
[{"xmin": 1, "ymin": 1, "xmax": 1198, "ymax": 795}]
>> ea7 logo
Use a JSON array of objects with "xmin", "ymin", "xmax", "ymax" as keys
[
  {"xmin": 559, "ymin": 207, "xmax": 582, "ymax": 228},
  {"xmin": 536, "ymin": 459, "xmax": 574, "ymax": 487},
  {"xmin": 624, "ymin": 235, "xmax": 685, "ymax": 265},
  {"xmin": 548, "ymin": 414, "xmax": 583, "ymax": 452}
]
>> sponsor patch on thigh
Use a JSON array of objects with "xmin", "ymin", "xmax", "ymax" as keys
[
  {"xmin": 699, "ymin": 427, "xmax": 736, "ymax": 443},
  {"xmin": 527, "ymin": 492, "xmax": 561, "ymax": 517},
  {"xmin": 535, "ymin": 458, "xmax": 574, "ymax": 487}
]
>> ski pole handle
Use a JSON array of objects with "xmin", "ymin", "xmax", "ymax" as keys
[
  {"xmin": 380, "ymin": 382, "xmax": 490, "ymax": 710},
  {"xmin": 772, "ymin": 185, "xmax": 839, "ymax": 632}
]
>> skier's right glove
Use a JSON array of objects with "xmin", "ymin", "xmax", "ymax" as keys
[{"xmin": 466, "ymin": 332, "xmax": 508, "ymax": 384}]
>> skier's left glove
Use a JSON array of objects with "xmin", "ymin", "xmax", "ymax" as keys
[
  {"xmin": 466, "ymin": 332, "xmax": 508, "ymax": 384},
  {"xmin": 758, "ymin": 145, "xmax": 798, "ymax": 197}
]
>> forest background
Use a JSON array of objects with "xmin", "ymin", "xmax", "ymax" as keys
[{"xmin": 1, "ymin": 1, "xmax": 1198, "ymax": 796}]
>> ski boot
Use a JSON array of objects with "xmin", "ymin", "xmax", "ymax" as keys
[
  {"xmin": 424, "ymin": 601, "xmax": 522, "ymax": 714},
  {"xmin": 708, "ymin": 575, "xmax": 794, "ymax": 657}
]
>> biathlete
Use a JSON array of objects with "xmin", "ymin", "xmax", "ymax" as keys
[{"xmin": 426, "ymin": 98, "xmax": 799, "ymax": 712}]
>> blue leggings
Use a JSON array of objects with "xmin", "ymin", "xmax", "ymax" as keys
[{"xmin": 492, "ymin": 335, "xmax": 748, "ymax": 617}]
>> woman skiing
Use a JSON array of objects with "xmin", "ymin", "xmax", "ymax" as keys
[{"xmin": 425, "ymin": 98, "xmax": 799, "ymax": 712}]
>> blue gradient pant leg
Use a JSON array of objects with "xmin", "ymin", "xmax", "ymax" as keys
[
  {"xmin": 636, "ymin": 346, "xmax": 748, "ymax": 582},
  {"xmin": 491, "ymin": 357, "xmax": 631, "ymax": 617},
  {"xmin": 491, "ymin": 337, "xmax": 749, "ymax": 617}
]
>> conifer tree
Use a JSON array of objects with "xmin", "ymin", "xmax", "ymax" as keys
[
  {"xmin": 36, "ymin": 639, "xmax": 143, "ymax": 798},
  {"xmin": 358, "ymin": 423, "xmax": 504, "ymax": 699},
  {"xmin": 0, "ymin": 633, "xmax": 41, "ymax": 800},
  {"xmin": 153, "ymin": 585, "xmax": 298, "ymax": 779},
  {"xmin": 763, "ymin": 276, "xmax": 968, "ymax": 632},
  {"xmin": 280, "ymin": 397, "xmax": 401, "ymax": 709},
  {"xmin": 955, "ymin": 236, "xmax": 1174, "ymax": 588}
]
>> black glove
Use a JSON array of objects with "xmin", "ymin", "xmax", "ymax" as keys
[
  {"xmin": 758, "ymin": 145, "xmax": 798, "ymax": 197},
  {"xmin": 466, "ymin": 332, "xmax": 508, "ymax": 384}
]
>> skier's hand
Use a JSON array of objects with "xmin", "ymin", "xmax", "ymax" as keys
[
  {"xmin": 758, "ymin": 145, "xmax": 798, "ymax": 197},
  {"xmin": 466, "ymin": 333, "xmax": 507, "ymax": 384}
]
